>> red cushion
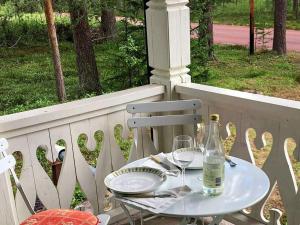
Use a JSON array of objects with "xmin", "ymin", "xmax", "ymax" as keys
[{"xmin": 20, "ymin": 209, "xmax": 99, "ymax": 225}]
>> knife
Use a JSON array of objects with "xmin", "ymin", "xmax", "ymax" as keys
[
  {"xmin": 119, "ymin": 197, "xmax": 157, "ymax": 209},
  {"xmin": 118, "ymin": 193, "xmax": 177, "ymax": 198},
  {"xmin": 150, "ymin": 155, "xmax": 171, "ymax": 170},
  {"xmin": 225, "ymin": 155, "xmax": 237, "ymax": 167}
]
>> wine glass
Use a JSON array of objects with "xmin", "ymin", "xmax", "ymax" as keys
[{"xmin": 172, "ymin": 135, "xmax": 194, "ymax": 186}]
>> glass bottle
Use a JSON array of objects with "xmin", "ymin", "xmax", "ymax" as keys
[{"xmin": 203, "ymin": 114, "xmax": 225, "ymax": 195}]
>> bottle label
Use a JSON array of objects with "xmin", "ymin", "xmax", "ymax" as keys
[{"xmin": 203, "ymin": 162, "xmax": 224, "ymax": 188}]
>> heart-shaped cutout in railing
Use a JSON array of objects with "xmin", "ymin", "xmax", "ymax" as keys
[
  {"xmin": 36, "ymin": 146, "xmax": 53, "ymax": 181},
  {"xmin": 114, "ymin": 124, "xmax": 133, "ymax": 161},
  {"xmin": 33, "ymin": 146, "xmax": 58, "ymax": 211},
  {"xmin": 246, "ymin": 129, "xmax": 273, "ymax": 168},
  {"xmin": 262, "ymin": 184, "xmax": 285, "ymax": 224},
  {"xmin": 285, "ymin": 138, "xmax": 299, "ymax": 188},
  {"xmin": 222, "ymin": 122, "xmax": 237, "ymax": 155},
  {"xmin": 71, "ymin": 183, "xmax": 87, "ymax": 209},
  {"xmin": 258, "ymin": 137, "xmax": 298, "ymax": 224},
  {"xmin": 241, "ymin": 129, "xmax": 273, "ymax": 217},
  {"xmin": 70, "ymin": 182, "xmax": 95, "ymax": 213},
  {"xmin": 77, "ymin": 130, "xmax": 103, "ymax": 167},
  {"xmin": 34, "ymin": 195, "xmax": 46, "ymax": 212},
  {"xmin": 36, "ymin": 143, "xmax": 70, "ymax": 187},
  {"xmin": 195, "ymin": 121, "xmax": 236, "ymax": 155}
]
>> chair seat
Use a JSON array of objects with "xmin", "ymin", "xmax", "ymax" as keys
[{"xmin": 20, "ymin": 209, "xmax": 99, "ymax": 225}]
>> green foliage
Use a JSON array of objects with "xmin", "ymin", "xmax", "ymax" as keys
[
  {"xmin": 119, "ymin": 35, "xmax": 143, "ymax": 68},
  {"xmin": 36, "ymin": 147, "xmax": 53, "ymax": 178},
  {"xmin": 190, "ymin": 0, "xmax": 214, "ymax": 68},
  {"xmin": 70, "ymin": 184, "xmax": 86, "ymax": 208},
  {"xmin": 214, "ymin": 0, "xmax": 300, "ymax": 30},
  {"xmin": 0, "ymin": 4, "xmax": 72, "ymax": 46},
  {"xmin": 0, "ymin": 0, "xmax": 42, "ymax": 14},
  {"xmin": 77, "ymin": 131, "xmax": 103, "ymax": 167},
  {"xmin": 1, "ymin": 41, "xmax": 300, "ymax": 115},
  {"xmin": 10, "ymin": 151, "xmax": 23, "ymax": 195},
  {"xmin": 118, "ymin": 0, "xmax": 144, "ymax": 21},
  {"xmin": 114, "ymin": 124, "xmax": 133, "ymax": 160},
  {"xmin": 190, "ymin": 0, "xmax": 215, "ymax": 84},
  {"xmin": 190, "ymin": 42, "xmax": 300, "ymax": 96},
  {"xmin": 190, "ymin": 38, "xmax": 214, "ymax": 83},
  {"xmin": 114, "ymin": 35, "xmax": 147, "ymax": 88}
]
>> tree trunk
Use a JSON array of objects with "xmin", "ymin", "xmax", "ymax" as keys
[
  {"xmin": 44, "ymin": 0, "xmax": 66, "ymax": 102},
  {"xmin": 204, "ymin": 0, "xmax": 214, "ymax": 59},
  {"xmin": 272, "ymin": 0, "xmax": 287, "ymax": 55},
  {"xmin": 293, "ymin": 0, "xmax": 299, "ymax": 19},
  {"xmin": 207, "ymin": 1, "xmax": 214, "ymax": 59},
  {"xmin": 196, "ymin": 0, "xmax": 214, "ymax": 59},
  {"xmin": 249, "ymin": 0, "xmax": 255, "ymax": 55},
  {"xmin": 100, "ymin": 8, "xmax": 117, "ymax": 40},
  {"xmin": 69, "ymin": 0, "xmax": 101, "ymax": 94}
]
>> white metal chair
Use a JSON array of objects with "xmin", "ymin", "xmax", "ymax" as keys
[
  {"xmin": 0, "ymin": 138, "xmax": 110, "ymax": 225},
  {"xmin": 124, "ymin": 99, "xmax": 201, "ymax": 225},
  {"xmin": 127, "ymin": 99, "xmax": 201, "ymax": 158}
]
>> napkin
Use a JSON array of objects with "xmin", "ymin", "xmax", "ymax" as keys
[{"xmin": 116, "ymin": 186, "xmax": 191, "ymax": 214}]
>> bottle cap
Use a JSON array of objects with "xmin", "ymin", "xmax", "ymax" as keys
[{"xmin": 210, "ymin": 114, "xmax": 219, "ymax": 121}]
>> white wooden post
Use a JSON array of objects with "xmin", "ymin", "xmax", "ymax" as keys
[
  {"xmin": 147, "ymin": 0, "xmax": 191, "ymax": 99},
  {"xmin": 146, "ymin": 0, "xmax": 191, "ymax": 151}
]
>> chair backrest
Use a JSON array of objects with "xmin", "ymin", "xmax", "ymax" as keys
[
  {"xmin": 0, "ymin": 138, "xmax": 35, "ymax": 214},
  {"xmin": 126, "ymin": 100, "xmax": 201, "ymax": 158}
]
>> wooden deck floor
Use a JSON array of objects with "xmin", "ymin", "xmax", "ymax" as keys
[{"xmin": 112, "ymin": 215, "xmax": 234, "ymax": 225}]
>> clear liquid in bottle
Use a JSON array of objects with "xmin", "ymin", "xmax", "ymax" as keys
[{"xmin": 203, "ymin": 114, "xmax": 225, "ymax": 196}]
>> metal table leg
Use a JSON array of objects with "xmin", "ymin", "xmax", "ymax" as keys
[
  {"xmin": 208, "ymin": 215, "xmax": 224, "ymax": 225},
  {"xmin": 139, "ymin": 209, "xmax": 144, "ymax": 225},
  {"xmin": 179, "ymin": 217, "xmax": 199, "ymax": 225},
  {"xmin": 179, "ymin": 217, "xmax": 188, "ymax": 225},
  {"xmin": 120, "ymin": 202, "xmax": 135, "ymax": 225}
]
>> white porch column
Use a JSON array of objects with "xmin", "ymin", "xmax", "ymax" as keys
[
  {"xmin": 146, "ymin": 0, "xmax": 191, "ymax": 151},
  {"xmin": 147, "ymin": 0, "xmax": 191, "ymax": 100}
]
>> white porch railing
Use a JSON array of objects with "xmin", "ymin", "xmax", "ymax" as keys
[
  {"xmin": 0, "ymin": 84, "xmax": 164, "ymax": 225},
  {"xmin": 176, "ymin": 83, "xmax": 300, "ymax": 225},
  {"xmin": 0, "ymin": 82, "xmax": 299, "ymax": 225}
]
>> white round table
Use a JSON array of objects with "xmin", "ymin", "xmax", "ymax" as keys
[{"xmin": 117, "ymin": 156, "xmax": 270, "ymax": 224}]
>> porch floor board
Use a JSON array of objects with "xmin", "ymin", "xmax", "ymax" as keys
[{"xmin": 111, "ymin": 216, "xmax": 234, "ymax": 225}]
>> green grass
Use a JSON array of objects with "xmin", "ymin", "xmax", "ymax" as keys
[
  {"xmin": 190, "ymin": 44, "xmax": 300, "ymax": 98},
  {"xmin": 213, "ymin": 0, "xmax": 300, "ymax": 30},
  {"xmin": 1, "ymin": 42, "xmax": 300, "ymax": 116},
  {"xmin": 0, "ymin": 39, "xmax": 146, "ymax": 115}
]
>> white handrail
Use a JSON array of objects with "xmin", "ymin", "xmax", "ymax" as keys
[{"xmin": 0, "ymin": 85, "xmax": 164, "ymax": 138}]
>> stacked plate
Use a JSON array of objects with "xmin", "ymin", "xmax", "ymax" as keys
[
  {"xmin": 166, "ymin": 151, "xmax": 203, "ymax": 169},
  {"xmin": 105, "ymin": 151, "xmax": 203, "ymax": 194},
  {"xmin": 104, "ymin": 167, "xmax": 166, "ymax": 194}
]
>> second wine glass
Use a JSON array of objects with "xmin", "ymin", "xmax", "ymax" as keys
[{"xmin": 172, "ymin": 135, "xmax": 194, "ymax": 186}]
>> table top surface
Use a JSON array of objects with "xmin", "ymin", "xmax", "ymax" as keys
[{"xmin": 118, "ymin": 155, "xmax": 270, "ymax": 217}]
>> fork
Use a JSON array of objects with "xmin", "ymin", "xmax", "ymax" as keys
[{"xmin": 225, "ymin": 155, "xmax": 237, "ymax": 167}]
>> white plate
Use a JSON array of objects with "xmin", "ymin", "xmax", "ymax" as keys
[
  {"xmin": 104, "ymin": 167, "xmax": 166, "ymax": 194},
  {"xmin": 166, "ymin": 151, "xmax": 203, "ymax": 169}
]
